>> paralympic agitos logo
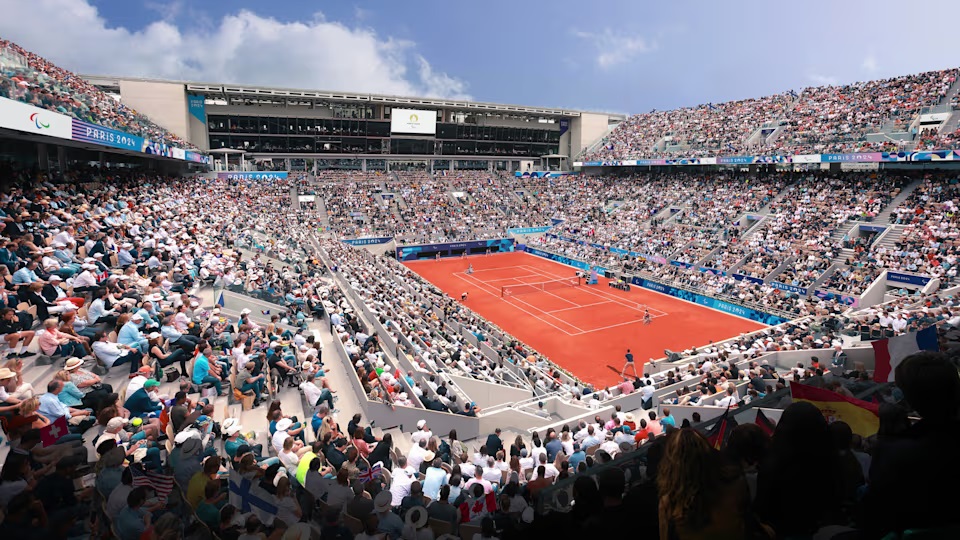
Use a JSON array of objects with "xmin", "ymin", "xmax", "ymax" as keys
[{"xmin": 29, "ymin": 112, "xmax": 50, "ymax": 130}]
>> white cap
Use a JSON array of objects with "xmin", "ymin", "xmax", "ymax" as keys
[{"xmin": 416, "ymin": 419, "xmax": 426, "ymax": 429}]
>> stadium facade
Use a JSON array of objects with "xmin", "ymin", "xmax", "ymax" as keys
[{"xmin": 82, "ymin": 75, "xmax": 625, "ymax": 173}]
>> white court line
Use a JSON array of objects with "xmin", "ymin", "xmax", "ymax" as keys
[
  {"xmin": 459, "ymin": 265, "xmax": 530, "ymax": 273},
  {"xmin": 545, "ymin": 300, "xmax": 612, "ymax": 313},
  {"xmin": 569, "ymin": 318, "xmax": 648, "ymax": 336},
  {"xmin": 454, "ymin": 273, "xmax": 544, "ymax": 283},
  {"xmin": 519, "ymin": 263, "xmax": 670, "ymax": 316},
  {"xmin": 452, "ymin": 272, "xmax": 583, "ymax": 336}
]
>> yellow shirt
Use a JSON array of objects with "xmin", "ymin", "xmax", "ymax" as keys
[
  {"xmin": 296, "ymin": 450, "xmax": 317, "ymax": 486},
  {"xmin": 186, "ymin": 471, "xmax": 209, "ymax": 508}
]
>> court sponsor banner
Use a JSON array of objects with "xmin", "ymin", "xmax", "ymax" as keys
[
  {"xmin": 699, "ymin": 157, "xmax": 717, "ymax": 165},
  {"xmin": 216, "ymin": 171, "xmax": 289, "ymax": 181},
  {"xmin": 629, "ymin": 277, "xmax": 789, "ymax": 325},
  {"xmin": 791, "ymin": 154, "xmax": 821, "ymax": 164},
  {"xmin": 524, "ymin": 248, "xmax": 606, "ymax": 274},
  {"xmin": 885, "ymin": 271, "xmax": 932, "ymax": 286},
  {"xmin": 670, "ymin": 260, "xmax": 693, "ymax": 269},
  {"xmin": 397, "ymin": 238, "xmax": 515, "ymax": 261},
  {"xmin": 859, "ymin": 225, "xmax": 886, "ymax": 233},
  {"xmin": 716, "ymin": 156, "xmax": 755, "ymax": 165},
  {"xmin": 821, "ymin": 152, "xmax": 883, "ymax": 163},
  {"xmin": 0, "ymin": 96, "xmax": 73, "ymax": 140},
  {"xmin": 71, "ymin": 119, "xmax": 144, "ymax": 151},
  {"xmin": 814, "ymin": 289, "xmax": 858, "ymax": 307},
  {"xmin": 770, "ymin": 281, "xmax": 808, "ymax": 295},
  {"xmin": 342, "ymin": 237, "xmax": 393, "ymax": 246},
  {"xmin": 507, "ymin": 226, "xmax": 553, "ymax": 235}
]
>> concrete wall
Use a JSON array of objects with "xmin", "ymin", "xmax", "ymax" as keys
[
  {"xmin": 448, "ymin": 374, "xmax": 531, "ymax": 410},
  {"xmin": 655, "ymin": 404, "xmax": 784, "ymax": 427},
  {"xmin": 860, "ymin": 270, "xmax": 889, "ymax": 308},
  {"xmin": 570, "ymin": 112, "xmax": 612, "ymax": 159},
  {"xmin": 118, "ymin": 80, "xmax": 191, "ymax": 142}
]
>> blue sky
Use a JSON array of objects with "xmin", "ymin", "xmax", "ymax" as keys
[{"xmin": 2, "ymin": 0, "xmax": 958, "ymax": 114}]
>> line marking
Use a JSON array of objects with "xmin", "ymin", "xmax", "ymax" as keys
[
  {"xmin": 453, "ymin": 273, "xmax": 544, "ymax": 283},
  {"xmin": 452, "ymin": 272, "xmax": 582, "ymax": 336},
  {"xmin": 518, "ymin": 263, "xmax": 671, "ymax": 316},
  {"xmin": 544, "ymin": 300, "xmax": 612, "ymax": 313}
]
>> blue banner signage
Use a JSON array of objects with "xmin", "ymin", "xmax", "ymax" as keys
[
  {"xmin": 770, "ymin": 281, "xmax": 808, "ymax": 296},
  {"xmin": 507, "ymin": 226, "xmax": 553, "ymax": 235},
  {"xmin": 574, "ymin": 150, "xmax": 959, "ymax": 168},
  {"xmin": 859, "ymin": 225, "xmax": 886, "ymax": 233},
  {"xmin": 630, "ymin": 277, "xmax": 789, "ymax": 325},
  {"xmin": 886, "ymin": 271, "xmax": 932, "ymax": 287},
  {"xmin": 814, "ymin": 290, "xmax": 859, "ymax": 307},
  {"xmin": 187, "ymin": 94, "xmax": 206, "ymax": 123},
  {"xmin": 71, "ymin": 120, "xmax": 144, "ymax": 152},
  {"xmin": 342, "ymin": 237, "xmax": 393, "ymax": 246},
  {"xmin": 397, "ymin": 238, "xmax": 515, "ymax": 261},
  {"xmin": 733, "ymin": 273, "xmax": 764, "ymax": 285},
  {"xmin": 525, "ymin": 248, "xmax": 606, "ymax": 274},
  {"xmin": 216, "ymin": 172, "xmax": 288, "ymax": 181}
]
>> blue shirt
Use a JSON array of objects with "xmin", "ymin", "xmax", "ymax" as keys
[
  {"xmin": 58, "ymin": 381, "xmax": 85, "ymax": 407},
  {"xmin": 118, "ymin": 321, "xmax": 144, "ymax": 346},
  {"xmin": 115, "ymin": 506, "xmax": 147, "ymax": 540},
  {"xmin": 38, "ymin": 392, "xmax": 70, "ymax": 420},
  {"xmin": 12, "ymin": 267, "xmax": 39, "ymax": 285},
  {"xmin": 192, "ymin": 354, "xmax": 210, "ymax": 385},
  {"xmin": 160, "ymin": 325, "xmax": 182, "ymax": 342},
  {"xmin": 569, "ymin": 450, "xmax": 586, "ymax": 471}
]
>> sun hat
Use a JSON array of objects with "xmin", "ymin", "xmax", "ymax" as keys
[
  {"xmin": 0, "ymin": 368, "xmax": 16, "ymax": 380},
  {"xmin": 374, "ymin": 491, "xmax": 393, "ymax": 513},
  {"xmin": 276, "ymin": 418, "xmax": 293, "ymax": 432},
  {"xmin": 64, "ymin": 357, "xmax": 83, "ymax": 371},
  {"xmin": 405, "ymin": 506, "xmax": 428, "ymax": 528}
]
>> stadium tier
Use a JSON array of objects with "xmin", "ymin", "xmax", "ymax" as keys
[{"xmin": 0, "ymin": 36, "xmax": 959, "ymax": 540}]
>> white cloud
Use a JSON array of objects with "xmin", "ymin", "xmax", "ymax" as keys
[
  {"xmin": 807, "ymin": 73, "xmax": 839, "ymax": 86},
  {"xmin": 574, "ymin": 29, "xmax": 655, "ymax": 69},
  {"xmin": 862, "ymin": 55, "xmax": 878, "ymax": 73},
  {"xmin": 0, "ymin": 0, "xmax": 470, "ymax": 99}
]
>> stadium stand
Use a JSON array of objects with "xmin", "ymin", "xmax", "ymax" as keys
[
  {"xmin": 0, "ymin": 40, "xmax": 198, "ymax": 151},
  {"xmin": 584, "ymin": 68, "xmax": 960, "ymax": 160}
]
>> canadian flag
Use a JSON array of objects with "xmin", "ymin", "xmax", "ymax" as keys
[{"xmin": 40, "ymin": 415, "xmax": 68, "ymax": 447}]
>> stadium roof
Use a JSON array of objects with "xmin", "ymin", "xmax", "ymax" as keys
[{"xmin": 82, "ymin": 75, "xmax": 625, "ymax": 120}]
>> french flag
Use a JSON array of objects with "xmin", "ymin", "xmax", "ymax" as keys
[{"xmin": 871, "ymin": 326, "xmax": 939, "ymax": 383}]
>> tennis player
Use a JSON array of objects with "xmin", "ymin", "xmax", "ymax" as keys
[{"xmin": 621, "ymin": 348, "xmax": 638, "ymax": 378}]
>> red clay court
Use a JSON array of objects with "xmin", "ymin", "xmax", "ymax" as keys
[{"xmin": 404, "ymin": 252, "xmax": 766, "ymax": 387}]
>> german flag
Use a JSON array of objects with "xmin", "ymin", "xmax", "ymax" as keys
[
  {"xmin": 705, "ymin": 407, "xmax": 738, "ymax": 450},
  {"xmin": 754, "ymin": 409, "xmax": 776, "ymax": 437},
  {"xmin": 790, "ymin": 382, "xmax": 879, "ymax": 438}
]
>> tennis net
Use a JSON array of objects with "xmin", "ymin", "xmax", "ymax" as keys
[{"xmin": 501, "ymin": 276, "xmax": 581, "ymax": 297}]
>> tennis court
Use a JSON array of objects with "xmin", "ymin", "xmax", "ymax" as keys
[{"xmin": 404, "ymin": 252, "xmax": 766, "ymax": 387}]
